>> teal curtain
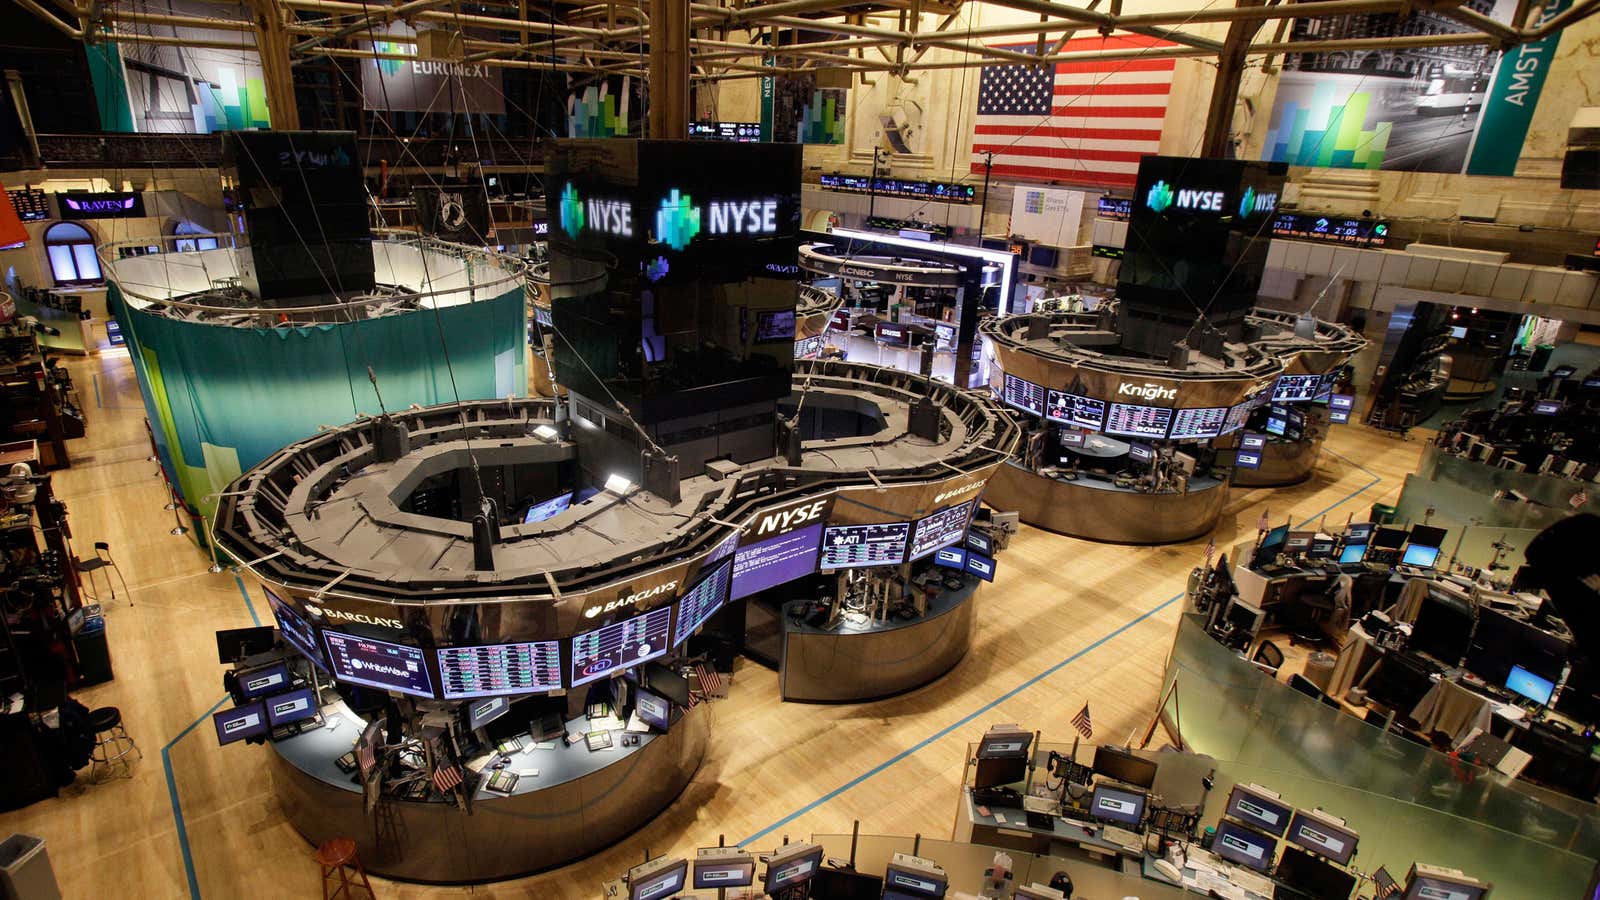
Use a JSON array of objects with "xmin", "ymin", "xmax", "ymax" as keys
[
  {"xmin": 84, "ymin": 43, "xmax": 135, "ymax": 133},
  {"xmin": 111, "ymin": 285, "xmax": 527, "ymax": 519}
]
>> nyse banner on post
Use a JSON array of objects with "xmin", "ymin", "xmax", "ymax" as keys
[{"xmin": 360, "ymin": 33, "xmax": 504, "ymax": 114}]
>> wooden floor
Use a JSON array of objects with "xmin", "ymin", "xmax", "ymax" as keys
[{"xmin": 1, "ymin": 349, "xmax": 1427, "ymax": 899}]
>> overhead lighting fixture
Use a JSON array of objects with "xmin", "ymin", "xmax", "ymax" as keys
[
  {"xmin": 603, "ymin": 473, "xmax": 633, "ymax": 494},
  {"xmin": 533, "ymin": 424, "xmax": 558, "ymax": 441}
]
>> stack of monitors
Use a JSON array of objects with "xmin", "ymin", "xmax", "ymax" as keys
[{"xmin": 1214, "ymin": 783, "xmax": 1292, "ymax": 875}]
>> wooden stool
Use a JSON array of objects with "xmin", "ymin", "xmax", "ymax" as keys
[{"xmin": 315, "ymin": 838, "xmax": 375, "ymax": 899}]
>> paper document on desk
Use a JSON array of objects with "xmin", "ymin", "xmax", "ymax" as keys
[
  {"xmin": 1495, "ymin": 745, "xmax": 1533, "ymax": 779},
  {"xmin": 1192, "ymin": 871, "xmax": 1248, "ymax": 900}
]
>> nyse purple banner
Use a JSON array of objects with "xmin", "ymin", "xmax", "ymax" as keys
[{"xmin": 731, "ymin": 523, "xmax": 823, "ymax": 600}]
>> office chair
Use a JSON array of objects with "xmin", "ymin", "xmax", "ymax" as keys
[
  {"xmin": 76, "ymin": 542, "xmax": 133, "ymax": 608},
  {"xmin": 1251, "ymin": 641, "xmax": 1285, "ymax": 678}
]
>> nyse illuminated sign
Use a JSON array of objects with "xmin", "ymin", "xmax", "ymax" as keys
[
  {"xmin": 561, "ymin": 183, "xmax": 782, "ymax": 250},
  {"xmin": 557, "ymin": 183, "xmax": 633, "ymax": 240}
]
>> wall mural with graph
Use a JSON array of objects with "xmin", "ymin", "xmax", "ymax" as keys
[
  {"xmin": 1260, "ymin": 0, "xmax": 1568, "ymax": 176},
  {"xmin": 566, "ymin": 75, "xmax": 644, "ymax": 138},
  {"xmin": 762, "ymin": 73, "xmax": 846, "ymax": 144},
  {"xmin": 102, "ymin": 0, "xmax": 271, "ymax": 134}
]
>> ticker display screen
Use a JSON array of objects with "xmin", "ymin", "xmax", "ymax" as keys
[
  {"xmin": 819, "ymin": 522, "xmax": 910, "ymax": 569},
  {"xmin": 571, "ymin": 606, "xmax": 673, "ymax": 687},
  {"xmin": 1046, "ymin": 390, "xmax": 1106, "ymax": 430},
  {"xmin": 1104, "ymin": 402, "xmax": 1173, "ymax": 439},
  {"xmin": 437, "ymin": 641, "xmax": 563, "ymax": 699}
]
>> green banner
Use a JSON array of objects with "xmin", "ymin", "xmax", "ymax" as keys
[
  {"xmin": 760, "ymin": 58, "xmax": 775, "ymax": 142},
  {"xmin": 1466, "ymin": 0, "xmax": 1572, "ymax": 176}
]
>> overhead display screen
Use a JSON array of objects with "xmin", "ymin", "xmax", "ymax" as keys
[
  {"xmin": 1103, "ymin": 403, "xmax": 1173, "ymax": 439},
  {"xmin": 436, "ymin": 641, "xmax": 563, "ymax": 699},
  {"xmin": 1272, "ymin": 374, "xmax": 1322, "ymax": 403},
  {"xmin": 323, "ymin": 630, "xmax": 435, "ymax": 698},
  {"xmin": 1168, "ymin": 407, "xmax": 1228, "ymax": 440},
  {"xmin": 1002, "ymin": 373, "xmax": 1046, "ymax": 416},
  {"xmin": 673, "ymin": 558, "xmax": 734, "ymax": 646},
  {"xmin": 1271, "ymin": 212, "xmax": 1389, "ymax": 247},
  {"xmin": 909, "ymin": 500, "xmax": 976, "ymax": 561},
  {"xmin": 820, "ymin": 522, "xmax": 910, "ymax": 569},
  {"xmin": 264, "ymin": 587, "xmax": 327, "ymax": 672},
  {"xmin": 571, "ymin": 606, "xmax": 673, "ymax": 688},
  {"xmin": 1046, "ymin": 390, "xmax": 1107, "ymax": 430},
  {"xmin": 731, "ymin": 523, "xmax": 823, "ymax": 600}
]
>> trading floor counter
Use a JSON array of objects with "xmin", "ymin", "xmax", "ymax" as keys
[
  {"xmin": 985, "ymin": 461, "xmax": 1228, "ymax": 544},
  {"xmin": 1230, "ymin": 429, "xmax": 1326, "ymax": 487},
  {"xmin": 779, "ymin": 578, "xmax": 978, "ymax": 702},
  {"xmin": 268, "ymin": 703, "xmax": 709, "ymax": 883}
]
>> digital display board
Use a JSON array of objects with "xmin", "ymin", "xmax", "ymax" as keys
[
  {"xmin": 265, "ymin": 587, "xmax": 327, "ymax": 672},
  {"xmin": 523, "ymin": 492, "xmax": 573, "ymax": 523},
  {"xmin": 1271, "ymin": 212, "xmax": 1389, "ymax": 247},
  {"xmin": 819, "ymin": 522, "xmax": 910, "ymax": 569},
  {"xmin": 1168, "ymin": 406, "xmax": 1228, "ymax": 440},
  {"xmin": 8, "ymin": 188, "xmax": 49, "ymax": 221},
  {"xmin": 570, "ymin": 606, "xmax": 673, "ymax": 688},
  {"xmin": 1097, "ymin": 196, "xmax": 1132, "ymax": 220},
  {"xmin": 213, "ymin": 702, "xmax": 267, "ymax": 746},
  {"xmin": 1221, "ymin": 402, "xmax": 1252, "ymax": 435},
  {"xmin": 1002, "ymin": 373, "xmax": 1046, "ymax": 416},
  {"xmin": 818, "ymin": 173, "xmax": 975, "ymax": 203},
  {"xmin": 673, "ymin": 558, "xmax": 733, "ymax": 646},
  {"xmin": 688, "ymin": 121, "xmax": 761, "ymax": 142},
  {"xmin": 909, "ymin": 500, "xmax": 976, "ymax": 561},
  {"xmin": 1104, "ymin": 402, "xmax": 1173, "ymax": 439},
  {"xmin": 731, "ymin": 523, "xmax": 823, "ymax": 600},
  {"xmin": 265, "ymin": 687, "xmax": 318, "ymax": 727},
  {"xmin": 324, "ymin": 630, "xmax": 435, "ymax": 698},
  {"xmin": 1046, "ymin": 390, "xmax": 1106, "ymax": 430},
  {"xmin": 1272, "ymin": 374, "xmax": 1322, "ymax": 403},
  {"xmin": 436, "ymin": 640, "xmax": 563, "ymax": 699}
]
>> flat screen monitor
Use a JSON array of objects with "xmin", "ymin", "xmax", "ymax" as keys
[
  {"xmin": 1092, "ymin": 745, "xmax": 1157, "ymax": 788},
  {"xmin": 1002, "ymin": 373, "xmax": 1046, "ymax": 416},
  {"xmin": 635, "ymin": 686, "xmax": 672, "ymax": 729},
  {"xmin": 1450, "ymin": 325, "xmax": 1468, "ymax": 339},
  {"xmin": 1213, "ymin": 819, "xmax": 1278, "ymax": 873},
  {"xmin": 1265, "ymin": 416, "xmax": 1288, "ymax": 437},
  {"xmin": 1533, "ymin": 399, "xmax": 1563, "ymax": 415},
  {"xmin": 213, "ymin": 701, "xmax": 267, "ymax": 746},
  {"xmin": 1507, "ymin": 664, "xmax": 1556, "ymax": 705},
  {"xmin": 1553, "ymin": 365, "xmax": 1577, "ymax": 378},
  {"xmin": 933, "ymin": 547, "xmax": 966, "ymax": 571},
  {"xmin": 963, "ymin": 550, "xmax": 996, "ymax": 582},
  {"xmin": 1403, "ymin": 866, "xmax": 1490, "ymax": 900},
  {"xmin": 1241, "ymin": 432, "xmax": 1268, "ymax": 451},
  {"xmin": 570, "ymin": 606, "xmax": 674, "ymax": 688},
  {"xmin": 265, "ymin": 588, "xmax": 327, "ymax": 672},
  {"xmin": 1260, "ymin": 524, "xmax": 1290, "ymax": 552},
  {"xmin": 1372, "ymin": 526, "xmax": 1409, "ymax": 549},
  {"xmin": 323, "ymin": 630, "xmax": 435, "ymax": 699},
  {"xmin": 216, "ymin": 626, "xmax": 276, "ymax": 664},
  {"xmin": 1338, "ymin": 543, "xmax": 1367, "ymax": 564},
  {"xmin": 1104, "ymin": 402, "xmax": 1173, "ymax": 439},
  {"xmin": 1410, "ymin": 525, "xmax": 1448, "ymax": 548},
  {"xmin": 237, "ymin": 662, "xmax": 291, "ymax": 699},
  {"xmin": 464, "ymin": 695, "xmax": 513, "ymax": 731},
  {"xmin": 646, "ymin": 663, "xmax": 691, "ymax": 707},
  {"xmin": 673, "ymin": 558, "xmax": 734, "ymax": 646},
  {"xmin": 693, "ymin": 850, "xmax": 755, "ymax": 889},
  {"xmin": 436, "ymin": 640, "xmax": 563, "ymax": 699},
  {"xmin": 1273, "ymin": 374, "xmax": 1321, "ymax": 403},
  {"xmin": 1402, "ymin": 544, "xmax": 1441, "ymax": 568},
  {"xmin": 1059, "ymin": 429, "xmax": 1086, "ymax": 448},
  {"xmin": 883, "ymin": 857, "xmax": 947, "ymax": 899},
  {"xmin": 1466, "ymin": 606, "xmax": 1569, "ymax": 684},
  {"xmin": 1329, "ymin": 393, "xmax": 1355, "ymax": 411},
  {"xmin": 1089, "ymin": 784, "xmax": 1146, "ymax": 826},
  {"xmin": 1275, "ymin": 846, "xmax": 1356, "ymax": 900},
  {"xmin": 1168, "ymin": 406, "xmax": 1228, "ymax": 440},
  {"xmin": 909, "ymin": 500, "xmax": 977, "ymax": 561},
  {"xmin": 1236, "ymin": 449, "xmax": 1263, "ymax": 469},
  {"xmin": 820, "ymin": 522, "xmax": 911, "ymax": 569},
  {"xmin": 764, "ymin": 842, "xmax": 823, "ymax": 892},
  {"xmin": 809, "ymin": 867, "xmax": 882, "ymax": 899},
  {"xmin": 1128, "ymin": 442, "xmax": 1154, "ymax": 463},
  {"xmin": 1308, "ymin": 537, "xmax": 1337, "ymax": 558},
  {"xmin": 1285, "ymin": 531, "xmax": 1313, "ymax": 552},
  {"xmin": 730, "ymin": 516, "xmax": 824, "ymax": 600},
  {"xmin": 1345, "ymin": 523, "xmax": 1374, "ymax": 544},
  {"xmin": 755, "ymin": 310, "xmax": 795, "ymax": 343},
  {"xmin": 965, "ymin": 530, "xmax": 994, "ymax": 556},
  {"xmin": 522, "ymin": 491, "xmax": 573, "ymax": 523},
  {"xmin": 264, "ymin": 686, "xmax": 318, "ymax": 727},
  {"xmin": 1046, "ymin": 390, "xmax": 1106, "ymax": 430},
  {"xmin": 1410, "ymin": 593, "xmax": 1474, "ymax": 665},
  {"xmin": 1286, "ymin": 810, "xmax": 1359, "ymax": 866},
  {"xmin": 1224, "ymin": 783, "xmax": 1293, "ymax": 836},
  {"xmin": 1585, "ymin": 376, "xmax": 1600, "ymax": 389},
  {"xmin": 628, "ymin": 857, "xmax": 688, "ymax": 900}
]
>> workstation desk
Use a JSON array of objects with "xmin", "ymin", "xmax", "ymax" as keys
[
  {"xmin": 986, "ymin": 460, "xmax": 1228, "ymax": 544},
  {"xmin": 268, "ymin": 702, "xmax": 708, "ymax": 883}
]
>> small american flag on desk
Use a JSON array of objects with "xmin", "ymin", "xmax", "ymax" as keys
[
  {"xmin": 970, "ymin": 34, "xmax": 1175, "ymax": 189},
  {"xmin": 1071, "ymin": 703, "xmax": 1093, "ymax": 739}
]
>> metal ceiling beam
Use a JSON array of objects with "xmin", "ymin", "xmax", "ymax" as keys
[{"xmin": 11, "ymin": 0, "xmax": 81, "ymax": 37}]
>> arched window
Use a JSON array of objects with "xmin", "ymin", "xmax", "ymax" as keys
[
  {"xmin": 173, "ymin": 221, "xmax": 219, "ymax": 253},
  {"xmin": 44, "ymin": 222, "xmax": 102, "ymax": 286}
]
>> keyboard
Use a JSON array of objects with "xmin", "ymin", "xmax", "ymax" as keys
[
  {"xmin": 1100, "ymin": 825, "xmax": 1141, "ymax": 851},
  {"xmin": 1228, "ymin": 866, "xmax": 1276, "ymax": 898}
]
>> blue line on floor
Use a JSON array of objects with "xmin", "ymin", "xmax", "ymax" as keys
[
  {"xmin": 92, "ymin": 373, "xmax": 101, "ymax": 409},
  {"xmin": 737, "ymin": 454, "xmax": 1386, "ymax": 847},
  {"xmin": 233, "ymin": 575, "xmax": 261, "ymax": 627},
  {"xmin": 164, "ymin": 696, "xmax": 228, "ymax": 900}
]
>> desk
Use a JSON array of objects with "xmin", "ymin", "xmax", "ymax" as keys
[
  {"xmin": 987, "ymin": 460, "xmax": 1229, "ymax": 544},
  {"xmin": 1070, "ymin": 434, "xmax": 1130, "ymax": 459}
]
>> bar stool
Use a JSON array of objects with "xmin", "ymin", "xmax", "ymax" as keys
[
  {"xmin": 76, "ymin": 542, "xmax": 133, "ymax": 608},
  {"xmin": 316, "ymin": 838, "xmax": 376, "ymax": 899},
  {"xmin": 87, "ymin": 706, "xmax": 141, "ymax": 782}
]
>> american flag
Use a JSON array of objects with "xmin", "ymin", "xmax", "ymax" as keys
[
  {"xmin": 691, "ymin": 662, "xmax": 726, "ymax": 704},
  {"xmin": 1257, "ymin": 509, "xmax": 1270, "ymax": 532},
  {"xmin": 1070, "ymin": 703, "xmax": 1093, "ymax": 739},
  {"xmin": 431, "ymin": 747, "xmax": 464, "ymax": 795},
  {"xmin": 971, "ymin": 34, "xmax": 1175, "ymax": 189},
  {"xmin": 1204, "ymin": 536, "xmax": 1215, "ymax": 570}
]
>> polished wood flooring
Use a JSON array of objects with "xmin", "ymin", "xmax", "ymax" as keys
[{"xmin": 1, "ymin": 350, "xmax": 1427, "ymax": 898}]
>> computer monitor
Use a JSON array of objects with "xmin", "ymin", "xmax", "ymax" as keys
[
  {"xmin": 1265, "ymin": 416, "xmax": 1288, "ymax": 437},
  {"xmin": 1403, "ymin": 864, "xmax": 1490, "ymax": 900},
  {"xmin": 627, "ymin": 856, "xmax": 687, "ymax": 900},
  {"xmin": 763, "ymin": 842, "xmax": 823, "ymax": 893},
  {"xmin": 464, "ymin": 695, "xmax": 513, "ymax": 732},
  {"xmin": 1283, "ymin": 531, "xmax": 1312, "ymax": 553},
  {"xmin": 216, "ymin": 626, "xmax": 276, "ymax": 664},
  {"xmin": 976, "ymin": 723, "xmax": 1032, "ymax": 759},
  {"xmin": 1409, "ymin": 592, "xmax": 1475, "ymax": 665},
  {"xmin": 1372, "ymin": 526, "xmax": 1409, "ymax": 549},
  {"xmin": 1410, "ymin": 525, "xmax": 1448, "ymax": 548},
  {"xmin": 1286, "ymin": 809, "xmax": 1359, "ymax": 866},
  {"xmin": 963, "ymin": 550, "xmax": 996, "ymax": 582},
  {"xmin": 237, "ymin": 661, "xmax": 291, "ymax": 699},
  {"xmin": 1092, "ymin": 745, "xmax": 1158, "ymax": 789},
  {"xmin": 1507, "ymin": 664, "xmax": 1556, "ymax": 705},
  {"xmin": 634, "ymin": 687, "xmax": 672, "ymax": 730},
  {"xmin": 933, "ymin": 547, "xmax": 966, "ymax": 571},
  {"xmin": 264, "ymin": 686, "xmax": 319, "ymax": 727},
  {"xmin": 1214, "ymin": 819, "xmax": 1278, "ymax": 873},
  {"xmin": 213, "ymin": 701, "xmax": 267, "ymax": 746},
  {"xmin": 1088, "ymin": 783, "xmax": 1146, "ymax": 827},
  {"xmin": 1223, "ymin": 783, "xmax": 1293, "ymax": 837},
  {"xmin": 808, "ymin": 867, "xmax": 881, "ymax": 899},
  {"xmin": 1338, "ymin": 543, "xmax": 1368, "ymax": 564},
  {"xmin": 883, "ymin": 853, "xmax": 947, "ymax": 899},
  {"xmin": 1275, "ymin": 845, "xmax": 1356, "ymax": 900},
  {"xmin": 646, "ymin": 663, "xmax": 691, "ymax": 708},
  {"xmin": 693, "ymin": 849, "xmax": 755, "ymax": 890},
  {"xmin": 965, "ymin": 530, "xmax": 994, "ymax": 556},
  {"xmin": 1308, "ymin": 537, "xmax": 1337, "ymax": 559},
  {"xmin": 1224, "ymin": 598, "xmax": 1266, "ymax": 640},
  {"xmin": 1401, "ymin": 544, "xmax": 1440, "ymax": 568},
  {"xmin": 1466, "ymin": 606, "xmax": 1570, "ymax": 684},
  {"xmin": 1261, "ymin": 524, "xmax": 1290, "ymax": 551},
  {"xmin": 1345, "ymin": 523, "xmax": 1374, "ymax": 545}
]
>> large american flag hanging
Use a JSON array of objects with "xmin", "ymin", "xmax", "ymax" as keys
[{"xmin": 971, "ymin": 34, "xmax": 1176, "ymax": 189}]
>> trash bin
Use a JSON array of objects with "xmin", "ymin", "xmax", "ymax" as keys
[
  {"xmin": 0, "ymin": 834, "xmax": 61, "ymax": 900},
  {"xmin": 1369, "ymin": 502, "xmax": 1397, "ymax": 525}
]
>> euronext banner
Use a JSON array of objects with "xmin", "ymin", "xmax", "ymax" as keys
[
  {"xmin": 1465, "ymin": 0, "xmax": 1574, "ymax": 175},
  {"xmin": 360, "ymin": 28, "xmax": 504, "ymax": 114}
]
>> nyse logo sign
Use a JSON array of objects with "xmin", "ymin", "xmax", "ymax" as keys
[
  {"xmin": 1238, "ymin": 186, "xmax": 1279, "ymax": 217},
  {"xmin": 583, "ymin": 579, "xmax": 679, "ymax": 619},
  {"xmin": 1145, "ymin": 180, "xmax": 1225, "ymax": 213},
  {"xmin": 656, "ymin": 190, "xmax": 781, "ymax": 251},
  {"xmin": 1118, "ymin": 381, "xmax": 1177, "ymax": 402},
  {"xmin": 559, "ymin": 183, "xmax": 633, "ymax": 240},
  {"xmin": 748, "ymin": 499, "xmax": 828, "ymax": 539}
]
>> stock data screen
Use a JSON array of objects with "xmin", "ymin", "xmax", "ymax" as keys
[
  {"xmin": 909, "ymin": 500, "xmax": 976, "ymax": 560},
  {"xmin": 436, "ymin": 641, "xmax": 563, "ymax": 699},
  {"xmin": 570, "ymin": 606, "xmax": 673, "ymax": 688},
  {"xmin": 1002, "ymin": 374, "xmax": 1046, "ymax": 416},
  {"xmin": 1104, "ymin": 403, "xmax": 1173, "ymax": 439},
  {"xmin": 1047, "ymin": 390, "xmax": 1106, "ymax": 430},
  {"xmin": 673, "ymin": 559, "xmax": 733, "ymax": 646},
  {"xmin": 1168, "ymin": 407, "xmax": 1228, "ymax": 440},
  {"xmin": 1272, "ymin": 374, "xmax": 1322, "ymax": 403},
  {"xmin": 819, "ymin": 522, "xmax": 910, "ymax": 569}
]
